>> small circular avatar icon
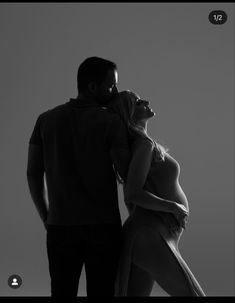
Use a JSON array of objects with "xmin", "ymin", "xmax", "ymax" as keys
[{"xmin": 8, "ymin": 274, "xmax": 22, "ymax": 289}]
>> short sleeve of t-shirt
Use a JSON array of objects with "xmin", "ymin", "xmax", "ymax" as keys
[
  {"xmin": 29, "ymin": 114, "xmax": 43, "ymax": 146},
  {"xmin": 107, "ymin": 113, "xmax": 129, "ymax": 149}
]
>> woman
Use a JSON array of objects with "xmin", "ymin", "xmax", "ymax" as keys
[{"xmin": 107, "ymin": 90, "xmax": 206, "ymax": 296}]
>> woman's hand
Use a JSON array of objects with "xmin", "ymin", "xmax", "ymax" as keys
[
  {"xmin": 177, "ymin": 216, "xmax": 188, "ymax": 229},
  {"xmin": 170, "ymin": 202, "xmax": 189, "ymax": 229}
]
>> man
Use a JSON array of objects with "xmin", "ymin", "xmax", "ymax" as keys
[{"xmin": 26, "ymin": 57, "xmax": 131, "ymax": 297}]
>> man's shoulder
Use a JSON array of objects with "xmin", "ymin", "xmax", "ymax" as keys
[
  {"xmin": 86, "ymin": 107, "xmax": 123, "ymax": 128},
  {"xmin": 38, "ymin": 104, "xmax": 67, "ymax": 120},
  {"xmin": 102, "ymin": 108, "xmax": 124, "ymax": 123},
  {"xmin": 37, "ymin": 103, "xmax": 123, "ymax": 128}
]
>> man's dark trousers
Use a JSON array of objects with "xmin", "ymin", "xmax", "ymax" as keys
[{"xmin": 46, "ymin": 223, "xmax": 123, "ymax": 297}]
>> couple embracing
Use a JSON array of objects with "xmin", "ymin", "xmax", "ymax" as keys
[{"xmin": 27, "ymin": 56, "xmax": 205, "ymax": 297}]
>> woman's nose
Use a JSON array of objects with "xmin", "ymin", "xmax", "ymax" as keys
[{"xmin": 144, "ymin": 100, "xmax": 150, "ymax": 106}]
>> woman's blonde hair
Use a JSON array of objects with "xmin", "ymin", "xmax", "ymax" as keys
[{"xmin": 107, "ymin": 90, "xmax": 169, "ymax": 183}]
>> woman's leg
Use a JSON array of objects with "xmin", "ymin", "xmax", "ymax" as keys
[
  {"xmin": 132, "ymin": 227, "xmax": 205, "ymax": 296},
  {"xmin": 126, "ymin": 262, "xmax": 154, "ymax": 296}
]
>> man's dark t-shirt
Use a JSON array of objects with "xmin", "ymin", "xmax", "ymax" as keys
[{"xmin": 29, "ymin": 98, "xmax": 130, "ymax": 226}]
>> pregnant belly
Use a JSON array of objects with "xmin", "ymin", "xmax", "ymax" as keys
[
  {"xmin": 145, "ymin": 180, "xmax": 189, "ymax": 212},
  {"xmin": 126, "ymin": 181, "xmax": 188, "ymax": 246}
]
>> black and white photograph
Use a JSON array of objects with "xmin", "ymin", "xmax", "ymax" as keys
[{"xmin": 0, "ymin": 2, "xmax": 234, "ymax": 298}]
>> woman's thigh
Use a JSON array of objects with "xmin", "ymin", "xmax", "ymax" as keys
[
  {"xmin": 132, "ymin": 227, "xmax": 196, "ymax": 296},
  {"xmin": 127, "ymin": 262, "xmax": 154, "ymax": 296}
]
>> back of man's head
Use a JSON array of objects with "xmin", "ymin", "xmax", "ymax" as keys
[{"xmin": 77, "ymin": 57, "xmax": 117, "ymax": 94}]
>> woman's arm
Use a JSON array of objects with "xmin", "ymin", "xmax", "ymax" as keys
[{"xmin": 124, "ymin": 139, "xmax": 186, "ymax": 218}]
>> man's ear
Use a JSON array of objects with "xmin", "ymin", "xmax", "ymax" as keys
[{"xmin": 88, "ymin": 82, "xmax": 98, "ymax": 94}]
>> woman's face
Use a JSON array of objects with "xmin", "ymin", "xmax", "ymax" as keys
[{"xmin": 132, "ymin": 96, "xmax": 155, "ymax": 123}]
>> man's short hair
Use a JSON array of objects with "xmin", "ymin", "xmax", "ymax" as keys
[{"xmin": 77, "ymin": 57, "xmax": 117, "ymax": 93}]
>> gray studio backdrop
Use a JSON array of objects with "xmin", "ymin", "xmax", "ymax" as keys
[{"xmin": 0, "ymin": 3, "xmax": 234, "ymax": 296}]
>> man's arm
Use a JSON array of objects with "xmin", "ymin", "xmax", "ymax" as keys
[{"xmin": 26, "ymin": 144, "xmax": 48, "ymax": 229}]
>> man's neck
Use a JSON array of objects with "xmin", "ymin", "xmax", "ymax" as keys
[{"xmin": 76, "ymin": 93, "xmax": 98, "ymax": 105}]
